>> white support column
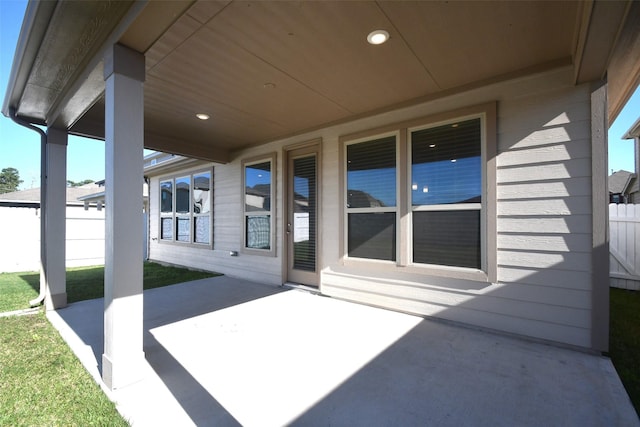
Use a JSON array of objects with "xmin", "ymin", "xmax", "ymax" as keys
[
  {"xmin": 44, "ymin": 128, "xmax": 68, "ymax": 310},
  {"xmin": 102, "ymin": 43, "xmax": 146, "ymax": 390}
]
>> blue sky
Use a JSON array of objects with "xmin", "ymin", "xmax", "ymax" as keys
[{"xmin": 1, "ymin": 0, "xmax": 638, "ymax": 190}]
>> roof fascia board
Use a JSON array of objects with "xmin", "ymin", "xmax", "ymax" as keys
[
  {"xmin": 609, "ymin": 1, "xmax": 640, "ymax": 124},
  {"xmin": 1, "ymin": 0, "xmax": 57, "ymax": 119},
  {"xmin": 623, "ymin": 117, "xmax": 640, "ymax": 139},
  {"xmin": 144, "ymin": 130, "xmax": 230, "ymax": 164}
]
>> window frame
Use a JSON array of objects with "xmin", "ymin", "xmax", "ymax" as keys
[
  {"xmin": 343, "ymin": 131, "xmax": 400, "ymax": 265},
  {"xmin": 242, "ymin": 153, "xmax": 277, "ymax": 257},
  {"xmin": 158, "ymin": 168, "xmax": 213, "ymax": 249},
  {"xmin": 339, "ymin": 103, "xmax": 497, "ymax": 282},
  {"xmin": 408, "ymin": 115, "xmax": 485, "ymax": 271}
]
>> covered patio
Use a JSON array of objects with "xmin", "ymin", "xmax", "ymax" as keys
[
  {"xmin": 5, "ymin": 0, "xmax": 640, "ymax": 390},
  {"xmin": 48, "ymin": 276, "xmax": 637, "ymax": 426}
]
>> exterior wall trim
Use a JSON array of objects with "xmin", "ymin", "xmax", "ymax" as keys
[{"xmin": 590, "ymin": 81, "xmax": 610, "ymax": 352}]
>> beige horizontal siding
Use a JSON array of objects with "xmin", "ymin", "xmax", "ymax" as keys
[
  {"xmin": 497, "ymin": 140, "xmax": 591, "ymax": 167},
  {"xmin": 319, "ymin": 68, "xmax": 594, "ymax": 348},
  {"xmin": 146, "ymin": 66, "xmax": 596, "ymax": 349},
  {"xmin": 492, "ymin": 75, "xmax": 592, "ymax": 344},
  {"xmin": 497, "ymin": 233, "xmax": 592, "ymax": 252},
  {"xmin": 497, "ymin": 216, "xmax": 592, "ymax": 234},
  {"xmin": 148, "ymin": 163, "xmax": 283, "ymax": 285},
  {"xmin": 497, "ymin": 267, "xmax": 591, "ymax": 291},
  {"xmin": 497, "ymin": 158, "xmax": 592, "ymax": 183},
  {"xmin": 322, "ymin": 277, "xmax": 590, "ymax": 348}
]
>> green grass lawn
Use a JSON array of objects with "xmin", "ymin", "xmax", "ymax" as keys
[
  {"xmin": 0, "ymin": 313, "xmax": 129, "ymax": 426},
  {"xmin": 0, "ymin": 262, "xmax": 220, "ymax": 425},
  {"xmin": 610, "ymin": 288, "xmax": 640, "ymax": 415},
  {"xmin": 0, "ymin": 262, "xmax": 220, "ymax": 312}
]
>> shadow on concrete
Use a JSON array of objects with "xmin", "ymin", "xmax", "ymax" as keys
[
  {"xmin": 141, "ymin": 278, "xmax": 286, "ymax": 426},
  {"xmin": 51, "ymin": 276, "xmax": 286, "ymax": 426},
  {"xmin": 290, "ymin": 316, "xmax": 632, "ymax": 426}
]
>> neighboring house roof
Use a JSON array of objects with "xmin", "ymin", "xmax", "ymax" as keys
[
  {"xmin": 347, "ymin": 189, "xmax": 386, "ymax": 208},
  {"xmin": 623, "ymin": 116, "xmax": 640, "ymax": 139},
  {"xmin": 77, "ymin": 183, "xmax": 149, "ymax": 209},
  {"xmin": 0, "ymin": 182, "xmax": 102, "ymax": 206},
  {"xmin": 609, "ymin": 170, "xmax": 636, "ymax": 194},
  {"xmin": 76, "ymin": 152, "xmax": 185, "ymax": 206}
]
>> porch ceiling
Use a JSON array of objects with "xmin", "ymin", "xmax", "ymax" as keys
[{"xmin": 3, "ymin": 0, "xmax": 636, "ymax": 163}]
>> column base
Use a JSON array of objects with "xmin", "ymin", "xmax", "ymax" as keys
[
  {"xmin": 45, "ymin": 292, "xmax": 67, "ymax": 310},
  {"xmin": 102, "ymin": 351, "xmax": 146, "ymax": 390}
]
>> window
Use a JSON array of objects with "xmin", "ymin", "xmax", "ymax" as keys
[
  {"xmin": 242, "ymin": 154, "xmax": 276, "ymax": 256},
  {"xmin": 346, "ymin": 135, "xmax": 397, "ymax": 261},
  {"xmin": 159, "ymin": 169, "xmax": 212, "ymax": 246},
  {"xmin": 341, "ymin": 103, "xmax": 496, "ymax": 281},
  {"xmin": 411, "ymin": 118, "xmax": 481, "ymax": 269}
]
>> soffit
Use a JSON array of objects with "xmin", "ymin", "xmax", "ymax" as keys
[
  {"xmin": 110, "ymin": 0, "xmax": 584, "ymax": 156},
  {"xmin": 15, "ymin": 1, "xmax": 134, "ymax": 123},
  {"xmin": 7, "ymin": 1, "xmax": 635, "ymax": 161}
]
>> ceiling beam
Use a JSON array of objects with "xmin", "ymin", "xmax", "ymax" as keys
[
  {"xmin": 573, "ymin": 0, "xmax": 631, "ymax": 85},
  {"xmin": 144, "ymin": 131, "xmax": 230, "ymax": 164},
  {"xmin": 607, "ymin": 0, "xmax": 640, "ymax": 123}
]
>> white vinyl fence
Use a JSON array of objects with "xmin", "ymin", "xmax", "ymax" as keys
[
  {"xmin": 610, "ymin": 204, "xmax": 640, "ymax": 290},
  {"xmin": 0, "ymin": 205, "xmax": 105, "ymax": 273}
]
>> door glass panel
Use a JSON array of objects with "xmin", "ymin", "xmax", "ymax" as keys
[{"xmin": 293, "ymin": 155, "xmax": 316, "ymax": 272}]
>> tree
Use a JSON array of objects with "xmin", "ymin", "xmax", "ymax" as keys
[
  {"xmin": 66, "ymin": 179, "xmax": 95, "ymax": 187},
  {"xmin": 0, "ymin": 167, "xmax": 23, "ymax": 194}
]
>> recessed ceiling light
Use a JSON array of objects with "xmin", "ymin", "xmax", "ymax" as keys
[
  {"xmin": 367, "ymin": 30, "xmax": 389, "ymax": 45},
  {"xmin": 196, "ymin": 113, "xmax": 210, "ymax": 120}
]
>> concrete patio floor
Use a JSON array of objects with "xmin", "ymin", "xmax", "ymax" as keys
[{"xmin": 47, "ymin": 276, "xmax": 638, "ymax": 426}]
